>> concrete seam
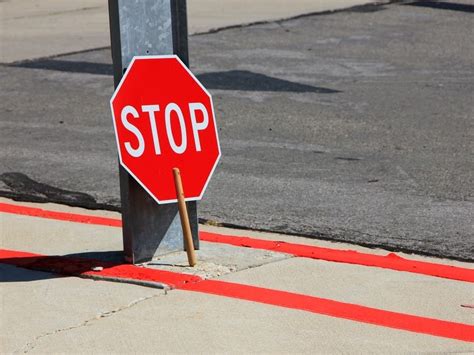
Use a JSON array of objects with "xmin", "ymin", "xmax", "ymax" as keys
[
  {"xmin": 191, "ymin": 1, "xmax": 393, "ymax": 36},
  {"xmin": 214, "ymin": 254, "xmax": 296, "ymax": 280},
  {"xmin": 80, "ymin": 274, "xmax": 171, "ymax": 290}
]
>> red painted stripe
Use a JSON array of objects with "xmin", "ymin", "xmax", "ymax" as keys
[
  {"xmin": 0, "ymin": 248, "xmax": 200, "ymax": 288},
  {"xmin": 0, "ymin": 202, "xmax": 121, "ymax": 227},
  {"xmin": 182, "ymin": 280, "xmax": 474, "ymax": 342},
  {"xmin": 200, "ymin": 232, "xmax": 474, "ymax": 283},
  {"xmin": 1, "ymin": 248, "xmax": 473, "ymax": 342},
  {"xmin": 1, "ymin": 202, "xmax": 473, "ymax": 283}
]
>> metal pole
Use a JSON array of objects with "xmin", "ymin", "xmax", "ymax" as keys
[{"xmin": 108, "ymin": 0, "xmax": 199, "ymax": 264}]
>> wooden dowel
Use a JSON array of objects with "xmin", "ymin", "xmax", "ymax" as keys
[{"xmin": 172, "ymin": 168, "xmax": 197, "ymax": 267}]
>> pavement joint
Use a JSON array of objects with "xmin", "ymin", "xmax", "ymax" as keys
[
  {"xmin": 81, "ymin": 273, "xmax": 171, "ymax": 290},
  {"xmin": 208, "ymin": 253, "xmax": 295, "ymax": 279},
  {"xmin": 2, "ymin": 46, "xmax": 112, "ymax": 66},
  {"xmin": 191, "ymin": 1, "xmax": 392, "ymax": 36}
]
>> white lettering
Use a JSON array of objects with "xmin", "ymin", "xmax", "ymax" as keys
[
  {"xmin": 121, "ymin": 105, "xmax": 144, "ymax": 158},
  {"xmin": 141, "ymin": 105, "xmax": 161, "ymax": 155},
  {"xmin": 165, "ymin": 103, "xmax": 187, "ymax": 154},
  {"xmin": 189, "ymin": 102, "xmax": 209, "ymax": 152}
]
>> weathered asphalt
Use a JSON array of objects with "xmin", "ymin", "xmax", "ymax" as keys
[{"xmin": 0, "ymin": 2, "xmax": 473, "ymax": 260}]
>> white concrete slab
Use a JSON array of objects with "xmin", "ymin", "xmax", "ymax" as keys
[
  {"xmin": 1, "ymin": 264, "xmax": 163, "ymax": 353},
  {"xmin": 0, "ymin": 0, "xmax": 384, "ymax": 63},
  {"xmin": 14, "ymin": 286, "xmax": 473, "ymax": 354},
  {"xmin": 187, "ymin": 0, "xmax": 383, "ymax": 33},
  {"xmin": 1, "ymin": 211, "xmax": 123, "ymax": 258},
  {"xmin": 0, "ymin": 0, "xmax": 109, "ymax": 63},
  {"xmin": 218, "ymin": 257, "xmax": 474, "ymax": 325}
]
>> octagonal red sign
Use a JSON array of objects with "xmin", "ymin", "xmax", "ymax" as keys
[{"xmin": 110, "ymin": 55, "xmax": 221, "ymax": 204}]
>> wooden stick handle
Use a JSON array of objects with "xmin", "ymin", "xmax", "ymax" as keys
[{"xmin": 172, "ymin": 168, "xmax": 197, "ymax": 267}]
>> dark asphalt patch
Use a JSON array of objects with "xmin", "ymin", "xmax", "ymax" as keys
[
  {"xmin": 0, "ymin": 172, "xmax": 116, "ymax": 210},
  {"xmin": 335, "ymin": 157, "xmax": 362, "ymax": 161},
  {"xmin": 345, "ymin": 4, "xmax": 387, "ymax": 13},
  {"xmin": 406, "ymin": 1, "xmax": 474, "ymax": 13}
]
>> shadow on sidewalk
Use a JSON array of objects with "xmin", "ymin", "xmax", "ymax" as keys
[
  {"xmin": 0, "ymin": 251, "xmax": 124, "ymax": 283},
  {"xmin": 0, "ymin": 263, "xmax": 59, "ymax": 282}
]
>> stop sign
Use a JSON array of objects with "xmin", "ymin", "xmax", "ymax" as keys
[{"xmin": 110, "ymin": 55, "xmax": 221, "ymax": 204}]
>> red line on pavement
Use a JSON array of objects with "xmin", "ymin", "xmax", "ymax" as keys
[
  {"xmin": 200, "ymin": 232, "xmax": 474, "ymax": 283},
  {"xmin": 1, "ymin": 248, "xmax": 473, "ymax": 342},
  {"xmin": 1, "ymin": 202, "xmax": 473, "ymax": 283},
  {"xmin": 0, "ymin": 248, "xmax": 200, "ymax": 288},
  {"xmin": 0, "ymin": 202, "xmax": 121, "ymax": 227},
  {"xmin": 182, "ymin": 280, "xmax": 474, "ymax": 343}
]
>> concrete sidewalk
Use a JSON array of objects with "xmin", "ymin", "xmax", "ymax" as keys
[
  {"xmin": 0, "ymin": 0, "xmax": 384, "ymax": 63},
  {"xmin": 1, "ymin": 198, "xmax": 473, "ymax": 353}
]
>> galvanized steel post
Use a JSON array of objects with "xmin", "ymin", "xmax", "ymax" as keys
[{"xmin": 108, "ymin": 0, "xmax": 199, "ymax": 264}]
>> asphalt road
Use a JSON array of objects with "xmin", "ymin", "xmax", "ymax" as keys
[{"xmin": 1, "ymin": 2, "xmax": 473, "ymax": 260}]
